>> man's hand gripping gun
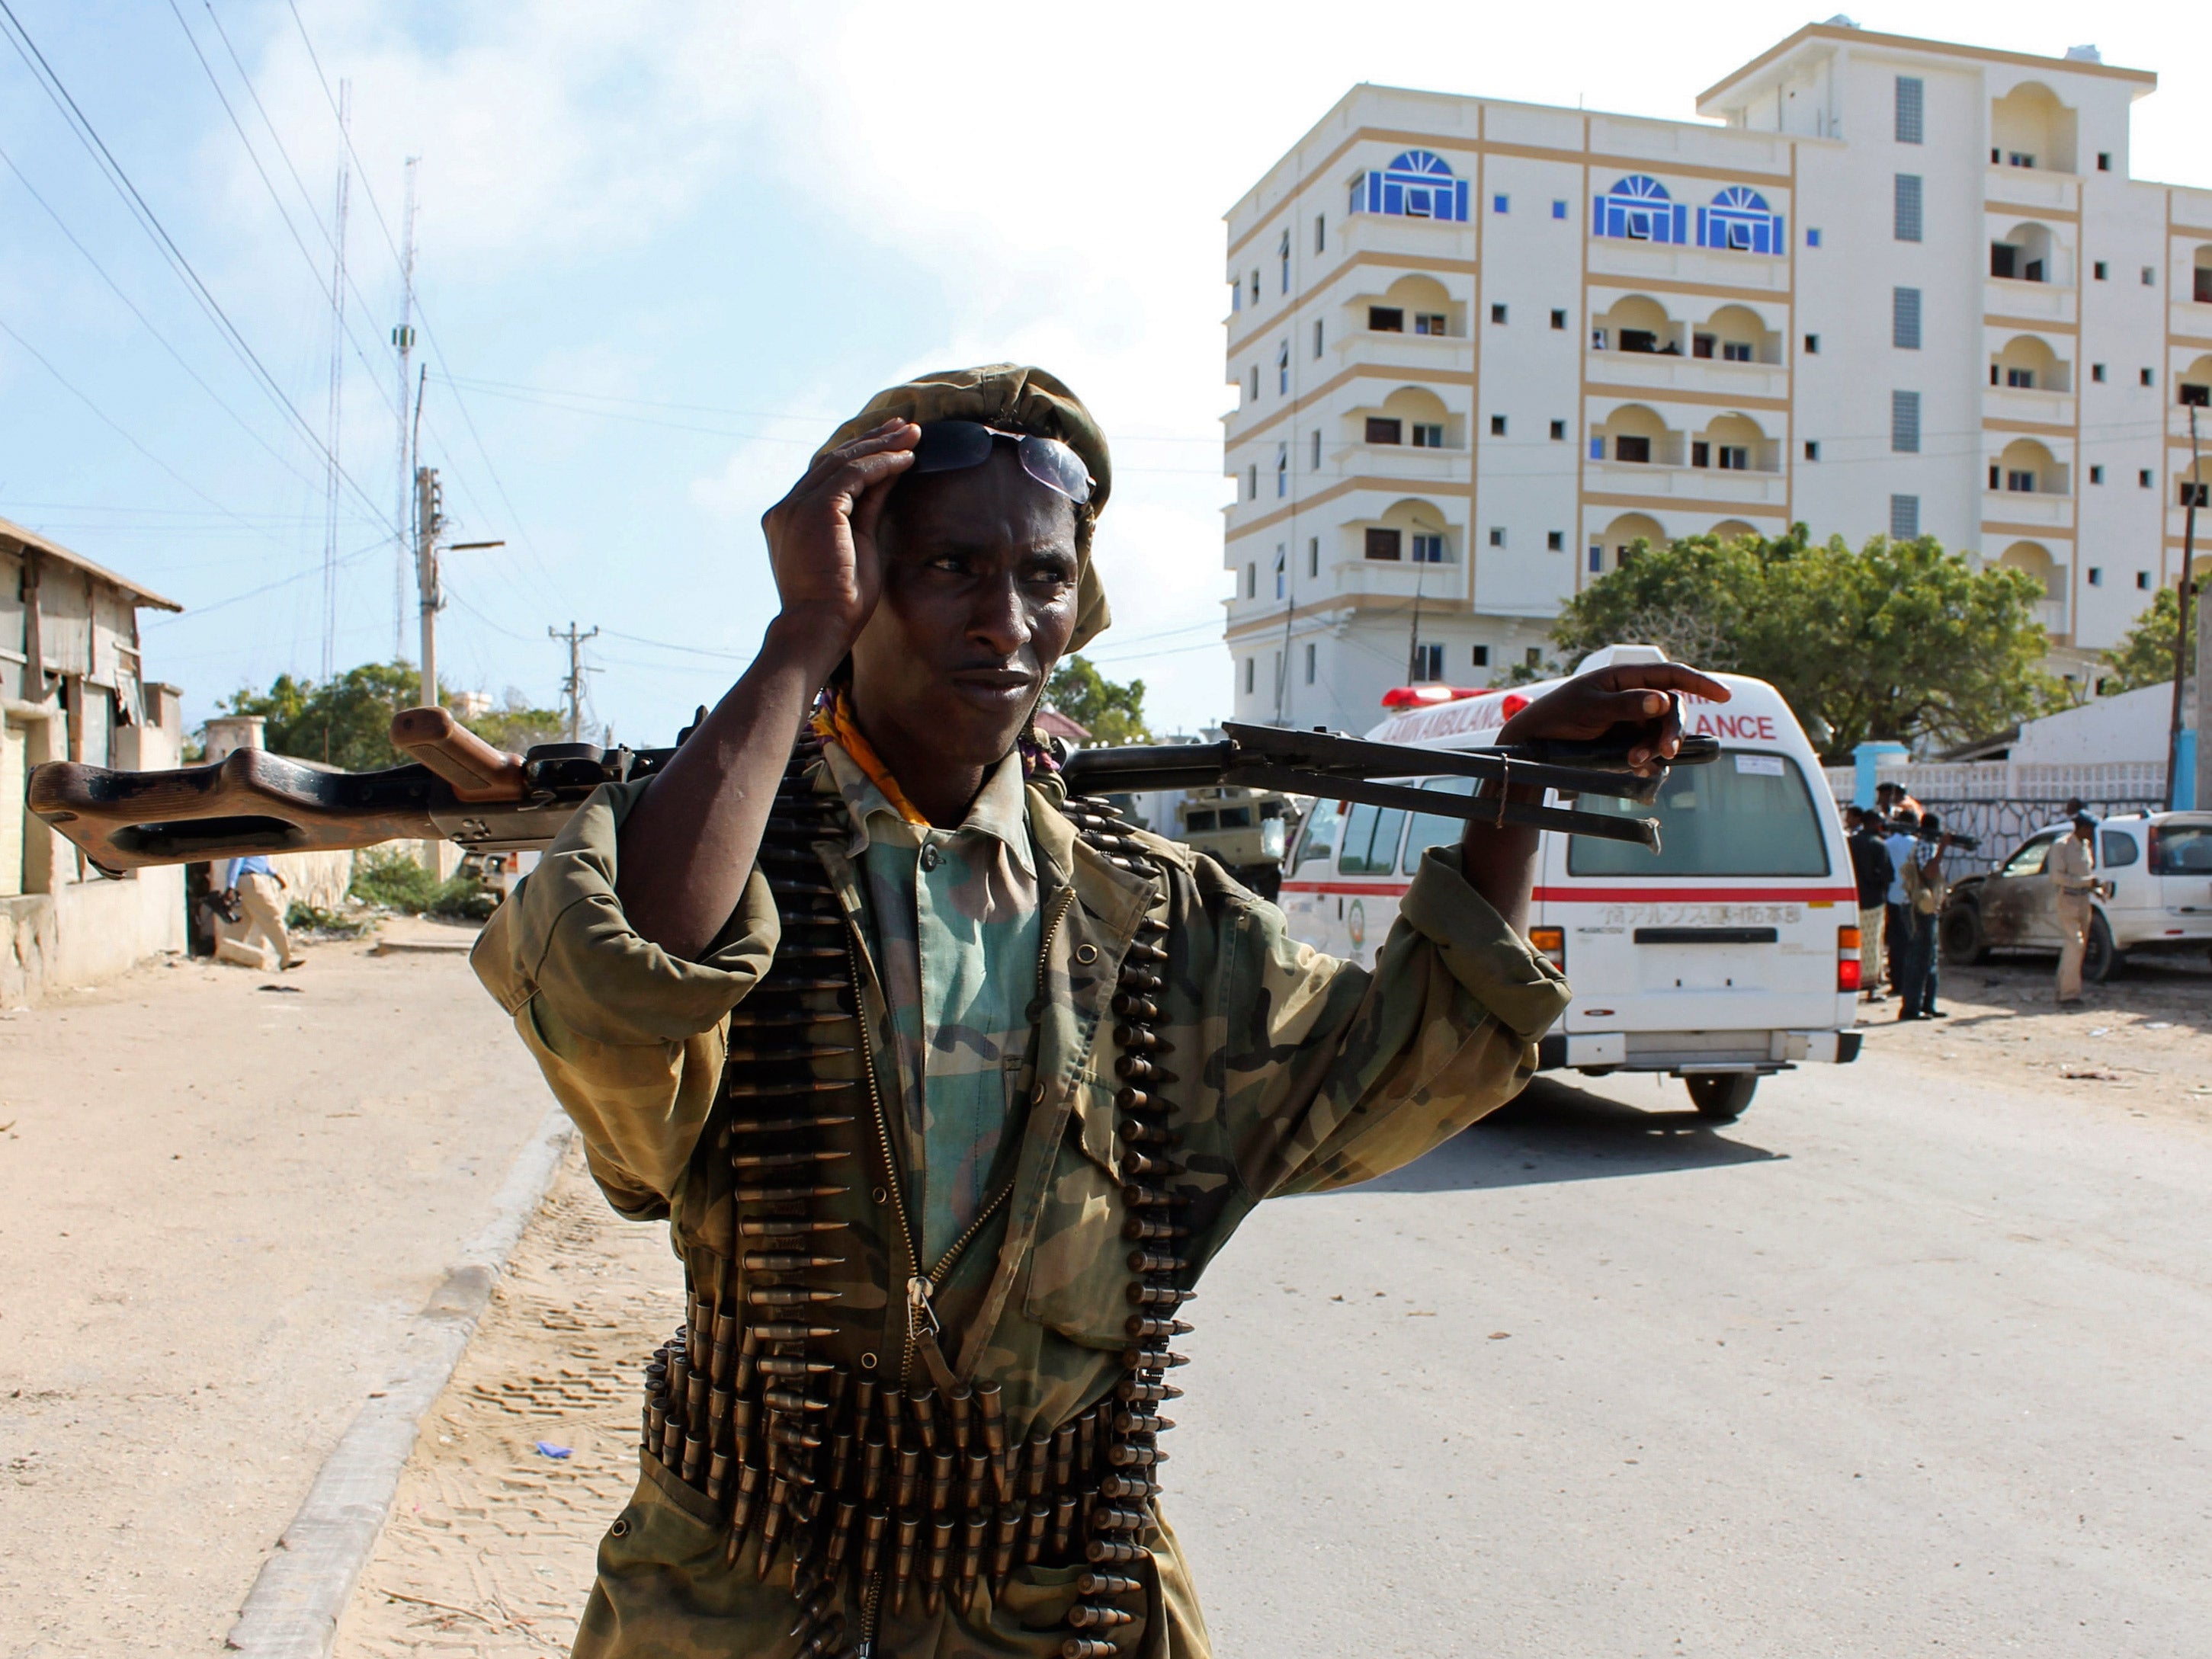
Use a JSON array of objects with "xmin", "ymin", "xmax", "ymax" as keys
[{"xmin": 24, "ymin": 709, "xmax": 1713, "ymax": 877}]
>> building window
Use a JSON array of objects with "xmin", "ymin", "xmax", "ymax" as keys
[
  {"xmin": 1274, "ymin": 546, "xmax": 1286, "ymax": 597},
  {"xmin": 1304, "ymin": 641, "xmax": 1316, "ymax": 683},
  {"xmin": 2098, "ymin": 152, "xmax": 2112, "ymax": 172},
  {"xmin": 1893, "ymin": 287, "xmax": 1922, "ymax": 350},
  {"xmin": 2087, "ymin": 567, "xmax": 2104, "ymax": 586},
  {"xmin": 1365, "ymin": 527, "xmax": 1403, "ymax": 561},
  {"xmin": 2183, "ymin": 482, "xmax": 2211, "ymax": 508},
  {"xmin": 1691, "ymin": 440, "xmax": 1710, "ymax": 468},
  {"xmin": 1889, "ymin": 495, "xmax": 1919, "ymax": 539},
  {"xmin": 1591, "ymin": 325, "xmax": 1610, "ymax": 351},
  {"xmin": 1313, "ymin": 319, "xmax": 1323, "ymax": 358},
  {"xmin": 1369, "ymin": 306, "xmax": 1404, "ymax": 332},
  {"xmin": 1552, "ymin": 200, "xmax": 1567, "ymax": 219},
  {"xmin": 1586, "ymin": 546, "xmax": 1603, "ymax": 572},
  {"xmin": 1613, "ymin": 434, "xmax": 1651, "ymax": 463},
  {"xmin": 2004, "ymin": 468, "xmax": 2035, "ymax": 493},
  {"xmin": 1488, "ymin": 527, "xmax": 1505, "ymax": 547},
  {"xmin": 1350, "ymin": 149, "xmax": 1470, "ymax": 221},
  {"xmin": 2143, "ymin": 266, "xmax": 2156, "ymax": 286},
  {"xmin": 2137, "ymin": 570, "xmax": 2152, "ymax": 589},
  {"xmin": 2092, "ymin": 364, "xmax": 2106, "ymax": 382},
  {"xmin": 1310, "ymin": 429, "xmax": 1321, "ymax": 469},
  {"xmin": 2090, "ymin": 465, "xmax": 2105, "ymax": 484},
  {"xmin": 1414, "ymin": 312, "xmax": 1447, "ymax": 335},
  {"xmin": 1890, "ymin": 391, "xmax": 1920, "ymax": 453},
  {"xmin": 1803, "ymin": 440, "xmax": 1819, "ymax": 461},
  {"xmin": 2093, "ymin": 261, "xmax": 2108, "ymax": 280},
  {"xmin": 1524, "ymin": 647, "xmax": 1543, "ymax": 668},
  {"xmin": 1489, "ymin": 303, "xmax": 1507, "ymax": 325},
  {"xmin": 1588, "ymin": 435, "xmax": 1605, "ymax": 460},
  {"xmin": 2140, "ymin": 469, "xmax": 2154, "ymax": 488},
  {"xmin": 1592, "ymin": 174, "xmax": 1685, "ymax": 243},
  {"xmin": 1314, "ymin": 213, "xmax": 1326, "ymax": 254},
  {"xmin": 1243, "ymin": 657, "xmax": 1255, "ymax": 694},
  {"xmin": 1245, "ymin": 562, "xmax": 1257, "ymax": 597},
  {"xmin": 1412, "ymin": 422, "xmax": 1445, "ymax": 447},
  {"xmin": 1365, "ymin": 417, "xmax": 1402, "ymax": 444},
  {"xmin": 2198, "ymin": 268, "xmax": 2212, "ymax": 303},
  {"xmin": 2140, "ymin": 367, "xmax": 2156, "ymax": 387},
  {"xmin": 1411, "ymin": 533, "xmax": 1447, "ymax": 563},
  {"xmin": 1230, "ymin": 278, "xmax": 1241, "ymax": 313},
  {"xmin": 1249, "ymin": 365, "xmax": 1260, "ymax": 402},
  {"xmin": 1546, "ymin": 531, "xmax": 1563, "ymax": 551},
  {"xmin": 1278, "ymin": 341, "xmax": 1290, "ymax": 394},
  {"xmin": 1411, "ymin": 642, "xmax": 1444, "ymax": 682},
  {"xmin": 1804, "ymin": 334, "xmax": 1819, "ymax": 354},
  {"xmin": 1472, "ymin": 644, "xmax": 1491, "ymax": 667},
  {"xmin": 1806, "ymin": 227, "xmax": 1822, "ymax": 248},
  {"xmin": 1493, "ymin": 194, "xmax": 1509, "ymax": 214},
  {"xmin": 1250, "ymin": 271, "xmax": 1260, "ymax": 307},
  {"xmin": 1489, "ymin": 414, "xmax": 1507, "ymax": 437},
  {"xmin": 1550, "ymin": 419, "xmax": 1566, "ymax": 440},
  {"xmin": 1693, "ymin": 332, "xmax": 1714, "ymax": 359},
  {"xmin": 1247, "ymin": 463, "xmax": 1258, "ymax": 499},
  {"xmin": 1276, "ymin": 443, "xmax": 1288, "ymax": 497},
  {"xmin": 1894, "ymin": 75, "xmax": 1924, "ymax": 144},
  {"xmin": 1717, "ymin": 445, "xmax": 1749, "ymax": 470},
  {"xmin": 1893, "ymin": 175, "xmax": 1922, "ymax": 242},
  {"xmin": 1698, "ymin": 187, "xmax": 1784, "ymax": 254},
  {"xmin": 1723, "ymin": 341, "xmax": 1752, "ymax": 363},
  {"xmin": 1278, "ymin": 229, "xmax": 1290, "ymax": 294},
  {"xmin": 2005, "ymin": 367, "xmax": 2035, "ymax": 389},
  {"xmin": 1307, "ymin": 538, "xmax": 1318, "ymax": 578}
]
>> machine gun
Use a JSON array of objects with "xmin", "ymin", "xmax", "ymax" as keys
[{"xmin": 24, "ymin": 707, "xmax": 1717, "ymax": 879}]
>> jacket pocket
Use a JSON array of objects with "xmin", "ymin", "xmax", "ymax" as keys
[{"xmin": 1020, "ymin": 1078, "xmax": 1130, "ymax": 1348}]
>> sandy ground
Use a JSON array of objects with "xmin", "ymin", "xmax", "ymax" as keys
[
  {"xmin": 327, "ymin": 950, "xmax": 2212, "ymax": 1659},
  {"xmin": 0, "ymin": 918, "xmax": 553, "ymax": 1659}
]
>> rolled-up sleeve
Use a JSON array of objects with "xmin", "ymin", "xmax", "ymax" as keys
[
  {"xmin": 1221, "ymin": 844, "xmax": 1569, "ymax": 1200},
  {"xmin": 471, "ymin": 778, "xmax": 780, "ymax": 1218}
]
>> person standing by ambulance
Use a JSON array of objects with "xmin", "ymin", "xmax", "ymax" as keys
[{"xmin": 2049, "ymin": 815, "xmax": 2109, "ymax": 1004}]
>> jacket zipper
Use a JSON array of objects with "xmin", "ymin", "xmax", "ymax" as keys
[{"xmin": 853, "ymin": 882, "xmax": 1077, "ymax": 1654}]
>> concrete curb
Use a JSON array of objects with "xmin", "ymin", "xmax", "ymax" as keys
[{"xmin": 224, "ymin": 1103, "xmax": 576, "ymax": 1657}]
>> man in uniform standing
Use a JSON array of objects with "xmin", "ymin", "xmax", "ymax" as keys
[
  {"xmin": 473, "ymin": 364, "xmax": 1720, "ymax": 1658},
  {"xmin": 2050, "ymin": 814, "xmax": 2107, "ymax": 1004}
]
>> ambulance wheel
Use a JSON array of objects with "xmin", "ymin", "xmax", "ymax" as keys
[{"xmin": 1685, "ymin": 1073, "xmax": 1756, "ymax": 1122}]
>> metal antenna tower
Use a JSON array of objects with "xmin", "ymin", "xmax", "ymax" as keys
[
  {"xmin": 391, "ymin": 155, "xmax": 418, "ymax": 662},
  {"xmin": 319, "ymin": 78, "xmax": 351, "ymax": 682}
]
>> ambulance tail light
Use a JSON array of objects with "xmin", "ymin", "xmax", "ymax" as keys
[
  {"xmin": 1530, "ymin": 927, "xmax": 1566, "ymax": 971},
  {"xmin": 1836, "ymin": 924, "xmax": 1861, "ymax": 991}
]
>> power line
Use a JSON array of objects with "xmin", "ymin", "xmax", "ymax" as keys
[{"xmin": 0, "ymin": 0, "xmax": 396, "ymax": 533}]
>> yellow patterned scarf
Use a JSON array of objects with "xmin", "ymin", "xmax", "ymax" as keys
[{"xmin": 809, "ymin": 687, "xmax": 928, "ymax": 825}]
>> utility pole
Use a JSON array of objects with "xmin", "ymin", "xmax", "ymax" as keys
[
  {"xmin": 2173, "ymin": 393, "xmax": 2205, "ymax": 809},
  {"xmin": 550, "ymin": 623, "xmax": 601, "ymax": 741},
  {"xmin": 391, "ymin": 155, "xmax": 418, "ymax": 662},
  {"xmin": 415, "ymin": 466, "xmax": 444, "ymax": 709},
  {"xmin": 320, "ymin": 78, "xmax": 351, "ymax": 683}
]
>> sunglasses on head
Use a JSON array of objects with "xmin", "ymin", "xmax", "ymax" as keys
[{"xmin": 908, "ymin": 421, "xmax": 1095, "ymax": 505}]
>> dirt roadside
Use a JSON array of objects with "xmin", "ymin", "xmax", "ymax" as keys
[{"xmin": 0, "ymin": 918, "xmax": 553, "ymax": 1659}]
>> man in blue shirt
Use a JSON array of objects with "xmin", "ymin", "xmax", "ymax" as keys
[
  {"xmin": 1880, "ymin": 807, "xmax": 1919, "ymax": 997},
  {"xmin": 220, "ymin": 854, "xmax": 301, "ymax": 970}
]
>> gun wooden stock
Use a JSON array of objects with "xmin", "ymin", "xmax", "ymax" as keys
[
  {"xmin": 25, "ymin": 748, "xmax": 444, "ymax": 876},
  {"xmin": 390, "ymin": 707, "xmax": 527, "ymax": 802}
]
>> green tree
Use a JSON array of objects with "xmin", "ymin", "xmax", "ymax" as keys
[
  {"xmin": 2100, "ymin": 585, "xmax": 2189, "ymax": 693},
  {"xmin": 1045, "ymin": 655, "xmax": 1150, "ymax": 745},
  {"xmin": 463, "ymin": 688, "xmax": 566, "ymax": 755},
  {"xmin": 1534, "ymin": 528, "xmax": 2059, "ymax": 761},
  {"xmin": 223, "ymin": 660, "xmax": 425, "ymax": 771}
]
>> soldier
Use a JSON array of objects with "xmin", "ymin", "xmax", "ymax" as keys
[
  {"xmin": 473, "ymin": 364, "xmax": 1721, "ymax": 1658},
  {"xmin": 2050, "ymin": 814, "xmax": 2108, "ymax": 1004}
]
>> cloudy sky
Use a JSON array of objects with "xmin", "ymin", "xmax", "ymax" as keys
[{"xmin": 2, "ymin": 2, "xmax": 2203, "ymax": 744}]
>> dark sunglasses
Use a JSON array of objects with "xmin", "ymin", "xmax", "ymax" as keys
[{"xmin": 908, "ymin": 420, "xmax": 1095, "ymax": 504}]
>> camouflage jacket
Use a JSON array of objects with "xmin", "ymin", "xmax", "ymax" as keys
[{"xmin": 473, "ymin": 756, "xmax": 1569, "ymax": 1658}]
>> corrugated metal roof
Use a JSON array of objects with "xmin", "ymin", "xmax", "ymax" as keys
[{"xmin": 0, "ymin": 514, "xmax": 184, "ymax": 612}]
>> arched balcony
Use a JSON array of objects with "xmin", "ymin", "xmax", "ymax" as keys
[
  {"xmin": 1991, "ymin": 221, "xmax": 2066, "ymax": 286},
  {"xmin": 1592, "ymin": 295, "xmax": 1681, "ymax": 357},
  {"xmin": 1693, "ymin": 304, "xmax": 1782, "ymax": 366},
  {"xmin": 1691, "ymin": 412, "xmax": 1779, "ymax": 473},
  {"xmin": 1991, "ymin": 82, "xmax": 2078, "ymax": 174},
  {"xmin": 1588, "ymin": 511, "xmax": 1665, "ymax": 575},
  {"xmin": 1358, "ymin": 273, "xmax": 1460, "ymax": 338},
  {"xmin": 2194, "ymin": 245, "xmax": 2212, "ymax": 306},
  {"xmin": 1989, "ymin": 438, "xmax": 2066, "ymax": 495},
  {"xmin": 1357, "ymin": 497, "xmax": 1458, "ymax": 565},
  {"xmin": 2178, "ymin": 353, "xmax": 2212, "ymax": 409},
  {"xmin": 1996, "ymin": 539, "xmax": 2066, "ymax": 633},
  {"xmin": 1990, "ymin": 335, "xmax": 2071, "ymax": 392},
  {"xmin": 1592, "ymin": 403, "xmax": 1676, "ymax": 467},
  {"xmin": 1351, "ymin": 385, "xmax": 1461, "ymax": 452},
  {"xmin": 1709, "ymin": 519, "xmax": 1760, "ymax": 544}
]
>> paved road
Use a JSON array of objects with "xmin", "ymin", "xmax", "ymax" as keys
[
  {"xmin": 0, "ymin": 923, "xmax": 552, "ymax": 1658},
  {"xmin": 333, "ymin": 1026, "xmax": 2212, "ymax": 1658},
  {"xmin": 1169, "ymin": 1045, "xmax": 2212, "ymax": 1657}
]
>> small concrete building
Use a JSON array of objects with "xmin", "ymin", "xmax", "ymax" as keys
[{"xmin": 1, "ymin": 518, "xmax": 186, "ymax": 1005}]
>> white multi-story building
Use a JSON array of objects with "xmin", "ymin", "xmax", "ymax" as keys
[{"xmin": 1220, "ymin": 22, "xmax": 2212, "ymax": 735}]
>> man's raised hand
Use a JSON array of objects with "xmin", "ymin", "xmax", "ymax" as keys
[
  {"xmin": 758, "ymin": 418, "xmax": 918, "ymax": 665},
  {"xmin": 1495, "ymin": 661, "xmax": 1731, "ymax": 773}
]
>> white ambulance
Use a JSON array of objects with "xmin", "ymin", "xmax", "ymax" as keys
[{"xmin": 1278, "ymin": 645, "xmax": 1863, "ymax": 1120}]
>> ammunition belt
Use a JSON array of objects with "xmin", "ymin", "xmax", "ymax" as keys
[{"xmin": 637, "ymin": 732, "xmax": 1187, "ymax": 1659}]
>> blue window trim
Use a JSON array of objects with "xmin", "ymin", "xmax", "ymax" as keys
[
  {"xmin": 1591, "ymin": 175, "xmax": 1686, "ymax": 244},
  {"xmin": 1694, "ymin": 187, "xmax": 1784, "ymax": 255},
  {"xmin": 1551, "ymin": 200, "xmax": 1568, "ymax": 219},
  {"xmin": 1492, "ymin": 194, "xmax": 1509, "ymax": 214},
  {"xmin": 1806, "ymin": 227, "xmax": 1822, "ymax": 248},
  {"xmin": 1350, "ymin": 149, "xmax": 1470, "ymax": 223}
]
